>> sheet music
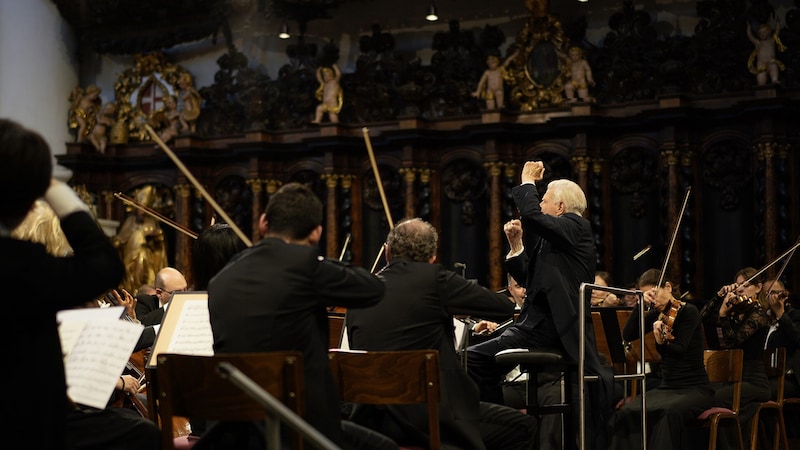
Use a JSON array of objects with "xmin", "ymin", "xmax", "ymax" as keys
[
  {"xmin": 147, "ymin": 292, "xmax": 214, "ymax": 368},
  {"xmin": 58, "ymin": 309, "xmax": 144, "ymax": 409},
  {"xmin": 166, "ymin": 298, "xmax": 214, "ymax": 355}
]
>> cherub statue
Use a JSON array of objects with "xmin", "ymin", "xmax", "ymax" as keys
[
  {"xmin": 746, "ymin": 19, "xmax": 786, "ymax": 86},
  {"xmin": 471, "ymin": 51, "xmax": 518, "ymax": 110},
  {"xmin": 88, "ymin": 102, "xmax": 116, "ymax": 154},
  {"xmin": 177, "ymin": 72, "xmax": 201, "ymax": 134},
  {"xmin": 158, "ymin": 95, "xmax": 182, "ymax": 143},
  {"xmin": 312, "ymin": 64, "xmax": 343, "ymax": 124},
  {"xmin": 68, "ymin": 84, "xmax": 102, "ymax": 143},
  {"xmin": 557, "ymin": 46, "xmax": 595, "ymax": 102}
]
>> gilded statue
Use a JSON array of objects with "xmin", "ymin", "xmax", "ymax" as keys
[
  {"xmin": 112, "ymin": 185, "xmax": 168, "ymax": 293},
  {"xmin": 177, "ymin": 72, "xmax": 201, "ymax": 134},
  {"xmin": 312, "ymin": 64, "xmax": 343, "ymax": 124},
  {"xmin": 68, "ymin": 85, "xmax": 102, "ymax": 143},
  {"xmin": 88, "ymin": 102, "xmax": 117, "ymax": 154},
  {"xmin": 746, "ymin": 19, "xmax": 786, "ymax": 86}
]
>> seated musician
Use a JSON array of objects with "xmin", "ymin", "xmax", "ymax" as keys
[
  {"xmin": 700, "ymin": 267, "xmax": 771, "ymax": 449},
  {"xmin": 611, "ymin": 268, "xmax": 717, "ymax": 450},
  {"xmin": 207, "ymin": 183, "xmax": 397, "ymax": 450},
  {"xmin": 346, "ymin": 218, "xmax": 537, "ymax": 450},
  {"xmin": 763, "ymin": 279, "xmax": 800, "ymax": 395},
  {"xmin": 135, "ymin": 266, "xmax": 187, "ymax": 326}
]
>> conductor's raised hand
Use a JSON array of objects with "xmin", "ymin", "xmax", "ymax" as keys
[{"xmin": 521, "ymin": 161, "xmax": 545, "ymax": 184}]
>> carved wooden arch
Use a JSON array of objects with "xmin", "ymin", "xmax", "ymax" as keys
[
  {"xmin": 698, "ymin": 130, "xmax": 754, "ymax": 211},
  {"xmin": 359, "ymin": 155, "xmax": 404, "ymax": 216},
  {"xmin": 438, "ymin": 146, "xmax": 485, "ymax": 167},
  {"xmin": 523, "ymin": 142, "xmax": 574, "ymax": 183},
  {"xmin": 604, "ymin": 136, "xmax": 660, "ymax": 219}
]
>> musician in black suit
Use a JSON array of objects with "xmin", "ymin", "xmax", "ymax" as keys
[
  {"xmin": 0, "ymin": 119, "xmax": 138, "ymax": 448},
  {"xmin": 763, "ymin": 278, "xmax": 800, "ymax": 398},
  {"xmin": 466, "ymin": 161, "xmax": 615, "ymax": 449},
  {"xmin": 208, "ymin": 182, "xmax": 397, "ymax": 450},
  {"xmin": 347, "ymin": 218, "xmax": 537, "ymax": 450},
  {"xmin": 135, "ymin": 266, "xmax": 187, "ymax": 326}
]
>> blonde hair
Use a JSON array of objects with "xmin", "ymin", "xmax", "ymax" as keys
[{"xmin": 11, "ymin": 200, "xmax": 73, "ymax": 256}]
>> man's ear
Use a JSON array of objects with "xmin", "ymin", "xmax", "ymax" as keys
[
  {"xmin": 428, "ymin": 255, "xmax": 437, "ymax": 264},
  {"xmin": 258, "ymin": 213, "xmax": 268, "ymax": 237},
  {"xmin": 307, "ymin": 225, "xmax": 323, "ymax": 246}
]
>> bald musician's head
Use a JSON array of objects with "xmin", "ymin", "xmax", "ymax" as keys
[
  {"xmin": 385, "ymin": 218, "xmax": 438, "ymax": 264},
  {"xmin": 154, "ymin": 267, "xmax": 187, "ymax": 306}
]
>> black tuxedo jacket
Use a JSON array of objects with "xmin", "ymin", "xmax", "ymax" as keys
[
  {"xmin": 766, "ymin": 304, "xmax": 800, "ymax": 388},
  {"xmin": 208, "ymin": 237, "xmax": 385, "ymax": 445},
  {"xmin": 2, "ymin": 211, "xmax": 123, "ymax": 448},
  {"xmin": 135, "ymin": 293, "xmax": 163, "ymax": 326},
  {"xmin": 347, "ymin": 259, "xmax": 514, "ymax": 449}
]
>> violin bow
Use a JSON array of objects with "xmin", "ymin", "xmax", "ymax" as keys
[
  {"xmin": 362, "ymin": 127, "xmax": 395, "ymax": 273},
  {"xmin": 656, "ymin": 187, "xmax": 691, "ymax": 290},
  {"xmin": 764, "ymin": 235, "xmax": 799, "ymax": 298},
  {"xmin": 114, "ymin": 192, "xmax": 199, "ymax": 239},
  {"xmin": 746, "ymin": 235, "xmax": 800, "ymax": 288},
  {"xmin": 338, "ymin": 233, "xmax": 352, "ymax": 262},
  {"xmin": 144, "ymin": 124, "xmax": 252, "ymax": 247}
]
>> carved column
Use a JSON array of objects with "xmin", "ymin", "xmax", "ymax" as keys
[
  {"xmin": 662, "ymin": 149, "xmax": 681, "ymax": 281},
  {"xmin": 173, "ymin": 183, "xmax": 193, "ymax": 276},
  {"xmin": 339, "ymin": 175, "xmax": 354, "ymax": 263},
  {"xmin": 322, "ymin": 174, "xmax": 340, "ymax": 259},
  {"xmin": 399, "ymin": 168, "xmax": 418, "ymax": 219},
  {"xmin": 418, "ymin": 169, "xmax": 432, "ymax": 222},
  {"xmin": 101, "ymin": 190, "xmax": 115, "ymax": 220},
  {"xmin": 757, "ymin": 143, "xmax": 778, "ymax": 271},
  {"xmin": 572, "ymin": 156, "xmax": 590, "ymax": 196},
  {"xmin": 589, "ymin": 158, "xmax": 605, "ymax": 270},
  {"xmin": 680, "ymin": 149, "xmax": 696, "ymax": 297},
  {"xmin": 246, "ymin": 178, "xmax": 263, "ymax": 245},
  {"xmin": 485, "ymin": 162, "xmax": 504, "ymax": 290}
]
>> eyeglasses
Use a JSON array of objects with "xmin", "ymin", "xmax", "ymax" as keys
[{"xmin": 157, "ymin": 288, "xmax": 185, "ymax": 295}]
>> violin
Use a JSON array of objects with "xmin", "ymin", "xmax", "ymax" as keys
[
  {"xmin": 724, "ymin": 294, "xmax": 762, "ymax": 317},
  {"xmin": 658, "ymin": 297, "xmax": 684, "ymax": 342},
  {"xmin": 104, "ymin": 291, "xmax": 150, "ymax": 418}
]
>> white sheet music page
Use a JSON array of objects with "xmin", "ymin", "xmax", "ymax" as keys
[
  {"xmin": 167, "ymin": 297, "xmax": 214, "ymax": 356},
  {"xmin": 57, "ymin": 307, "xmax": 144, "ymax": 409}
]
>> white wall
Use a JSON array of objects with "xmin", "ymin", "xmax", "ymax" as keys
[{"xmin": 0, "ymin": 0, "xmax": 79, "ymax": 178}]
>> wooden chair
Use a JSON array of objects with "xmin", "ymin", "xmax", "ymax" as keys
[
  {"xmin": 749, "ymin": 347, "xmax": 790, "ymax": 450},
  {"xmin": 616, "ymin": 309, "xmax": 661, "ymax": 400},
  {"xmin": 155, "ymin": 352, "xmax": 304, "ymax": 450},
  {"xmin": 695, "ymin": 349, "xmax": 745, "ymax": 450},
  {"xmin": 328, "ymin": 349, "xmax": 441, "ymax": 450}
]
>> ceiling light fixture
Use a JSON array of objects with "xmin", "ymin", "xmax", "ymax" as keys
[
  {"xmin": 426, "ymin": 1, "xmax": 439, "ymax": 22},
  {"xmin": 278, "ymin": 22, "xmax": 290, "ymax": 39}
]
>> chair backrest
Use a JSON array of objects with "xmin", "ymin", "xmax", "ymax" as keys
[
  {"xmin": 616, "ymin": 309, "xmax": 662, "ymax": 368},
  {"xmin": 328, "ymin": 349, "xmax": 441, "ymax": 450},
  {"xmin": 328, "ymin": 313, "xmax": 346, "ymax": 349},
  {"xmin": 764, "ymin": 346, "xmax": 787, "ymax": 404},
  {"xmin": 704, "ymin": 349, "xmax": 745, "ymax": 412},
  {"xmin": 155, "ymin": 352, "xmax": 304, "ymax": 450}
]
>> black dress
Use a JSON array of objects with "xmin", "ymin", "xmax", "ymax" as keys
[{"xmin": 611, "ymin": 303, "xmax": 717, "ymax": 450}]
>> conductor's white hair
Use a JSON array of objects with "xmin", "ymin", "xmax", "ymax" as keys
[{"xmin": 546, "ymin": 179, "xmax": 586, "ymax": 215}]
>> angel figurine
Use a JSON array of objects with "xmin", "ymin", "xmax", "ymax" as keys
[{"xmin": 68, "ymin": 85, "xmax": 102, "ymax": 143}]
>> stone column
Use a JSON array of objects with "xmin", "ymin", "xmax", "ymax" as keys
[{"xmin": 485, "ymin": 162, "xmax": 504, "ymax": 290}]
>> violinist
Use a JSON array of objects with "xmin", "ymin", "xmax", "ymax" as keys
[
  {"xmin": 611, "ymin": 269, "xmax": 717, "ymax": 450},
  {"xmin": 699, "ymin": 267, "xmax": 770, "ymax": 448},
  {"xmin": 762, "ymin": 279, "xmax": 800, "ymax": 399}
]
